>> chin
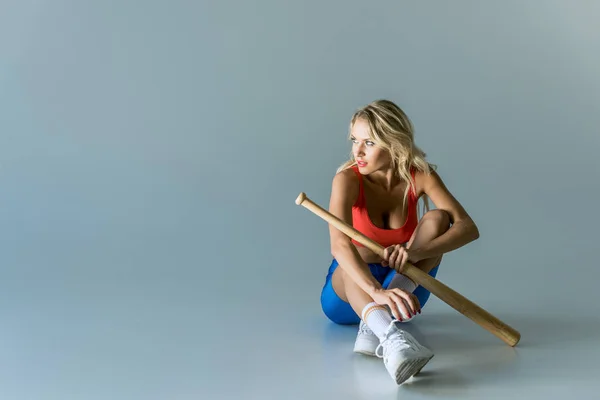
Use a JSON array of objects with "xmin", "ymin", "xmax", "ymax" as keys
[{"xmin": 357, "ymin": 164, "xmax": 372, "ymax": 173}]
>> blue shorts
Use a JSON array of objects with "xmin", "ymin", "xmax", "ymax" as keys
[{"xmin": 320, "ymin": 258, "xmax": 440, "ymax": 325}]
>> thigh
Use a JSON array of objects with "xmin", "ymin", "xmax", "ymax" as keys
[
  {"xmin": 330, "ymin": 259, "xmax": 347, "ymax": 302},
  {"xmin": 321, "ymin": 260, "xmax": 389, "ymax": 325},
  {"xmin": 330, "ymin": 260, "xmax": 389, "ymax": 303},
  {"xmin": 321, "ymin": 260, "xmax": 361, "ymax": 325}
]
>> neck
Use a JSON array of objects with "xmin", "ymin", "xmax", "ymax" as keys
[{"xmin": 365, "ymin": 167, "xmax": 400, "ymax": 191}]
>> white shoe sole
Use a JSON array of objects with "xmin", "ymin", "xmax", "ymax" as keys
[
  {"xmin": 353, "ymin": 348, "xmax": 376, "ymax": 356},
  {"xmin": 353, "ymin": 339, "xmax": 378, "ymax": 356},
  {"xmin": 393, "ymin": 354, "xmax": 434, "ymax": 385}
]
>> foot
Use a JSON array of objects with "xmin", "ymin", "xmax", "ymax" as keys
[
  {"xmin": 353, "ymin": 310, "xmax": 417, "ymax": 356},
  {"xmin": 375, "ymin": 321, "xmax": 434, "ymax": 385},
  {"xmin": 353, "ymin": 320, "xmax": 379, "ymax": 356}
]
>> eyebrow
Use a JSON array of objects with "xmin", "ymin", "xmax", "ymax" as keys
[{"xmin": 350, "ymin": 136, "xmax": 373, "ymax": 141}]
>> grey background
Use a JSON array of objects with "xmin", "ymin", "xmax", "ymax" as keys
[{"xmin": 1, "ymin": 0, "xmax": 599, "ymax": 399}]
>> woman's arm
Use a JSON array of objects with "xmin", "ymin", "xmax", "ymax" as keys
[
  {"xmin": 411, "ymin": 169, "xmax": 480, "ymax": 262},
  {"xmin": 328, "ymin": 170, "xmax": 382, "ymax": 296}
]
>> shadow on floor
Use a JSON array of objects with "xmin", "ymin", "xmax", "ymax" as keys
[{"xmin": 313, "ymin": 311, "xmax": 600, "ymax": 396}]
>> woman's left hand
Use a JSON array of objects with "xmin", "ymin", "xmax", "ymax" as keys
[{"xmin": 381, "ymin": 244, "xmax": 420, "ymax": 273}]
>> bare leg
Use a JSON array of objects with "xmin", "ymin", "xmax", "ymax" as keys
[
  {"xmin": 331, "ymin": 265, "xmax": 375, "ymax": 318},
  {"xmin": 407, "ymin": 209, "xmax": 451, "ymax": 275},
  {"xmin": 386, "ymin": 209, "xmax": 451, "ymax": 316}
]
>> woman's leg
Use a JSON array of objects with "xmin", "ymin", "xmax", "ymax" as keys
[
  {"xmin": 320, "ymin": 260, "xmax": 362, "ymax": 325},
  {"xmin": 334, "ymin": 263, "xmax": 434, "ymax": 385},
  {"xmin": 321, "ymin": 260, "xmax": 388, "ymax": 325},
  {"xmin": 385, "ymin": 209, "xmax": 451, "ymax": 314},
  {"xmin": 383, "ymin": 265, "xmax": 440, "ymax": 310},
  {"xmin": 332, "ymin": 265, "xmax": 401, "ymax": 341},
  {"xmin": 330, "ymin": 264, "xmax": 379, "ymax": 319},
  {"xmin": 388, "ymin": 209, "xmax": 451, "ymax": 286},
  {"xmin": 407, "ymin": 209, "xmax": 452, "ymax": 274},
  {"xmin": 325, "ymin": 261, "xmax": 435, "ymax": 384}
]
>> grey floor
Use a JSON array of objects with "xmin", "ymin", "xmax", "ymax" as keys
[
  {"xmin": 2, "ymin": 1, "xmax": 600, "ymax": 399},
  {"xmin": 3, "ymin": 238, "xmax": 600, "ymax": 399}
]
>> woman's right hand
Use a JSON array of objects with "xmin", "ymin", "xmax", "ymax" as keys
[{"xmin": 370, "ymin": 287, "xmax": 421, "ymax": 321}]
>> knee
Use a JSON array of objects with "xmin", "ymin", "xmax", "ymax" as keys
[{"xmin": 422, "ymin": 209, "xmax": 451, "ymax": 235}]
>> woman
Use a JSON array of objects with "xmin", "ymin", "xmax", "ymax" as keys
[{"xmin": 320, "ymin": 99, "xmax": 480, "ymax": 385}]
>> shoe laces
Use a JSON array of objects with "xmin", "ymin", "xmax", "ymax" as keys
[{"xmin": 375, "ymin": 329, "xmax": 413, "ymax": 358}]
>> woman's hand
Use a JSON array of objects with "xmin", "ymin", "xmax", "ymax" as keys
[
  {"xmin": 370, "ymin": 287, "xmax": 421, "ymax": 321},
  {"xmin": 381, "ymin": 243, "xmax": 420, "ymax": 273}
]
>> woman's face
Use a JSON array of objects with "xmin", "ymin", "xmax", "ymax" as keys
[{"xmin": 350, "ymin": 118, "xmax": 391, "ymax": 174}]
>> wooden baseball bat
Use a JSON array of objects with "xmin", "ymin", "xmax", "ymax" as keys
[{"xmin": 295, "ymin": 192, "xmax": 520, "ymax": 347}]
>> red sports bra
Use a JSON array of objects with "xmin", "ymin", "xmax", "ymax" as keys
[{"xmin": 349, "ymin": 165, "xmax": 419, "ymax": 248}]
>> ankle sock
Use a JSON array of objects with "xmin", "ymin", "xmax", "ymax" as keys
[
  {"xmin": 387, "ymin": 274, "xmax": 419, "ymax": 320},
  {"xmin": 361, "ymin": 302, "xmax": 393, "ymax": 340},
  {"xmin": 388, "ymin": 274, "xmax": 418, "ymax": 293}
]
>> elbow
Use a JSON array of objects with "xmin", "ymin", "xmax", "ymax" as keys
[
  {"xmin": 330, "ymin": 240, "xmax": 351, "ymax": 259},
  {"xmin": 470, "ymin": 222, "xmax": 480, "ymax": 241},
  {"xmin": 457, "ymin": 216, "xmax": 479, "ymax": 242},
  {"xmin": 453, "ymin": 216, "xmax": 479, "ymax": 242},
  {"xmin": 330, "ymin": 244, "xmax": 341, "ymax": 259},
  {"xmin": 330, "ymin": 246, "xmax": 337, "ymax": 258}
]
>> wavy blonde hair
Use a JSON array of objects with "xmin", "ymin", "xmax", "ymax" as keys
[{"xmin": 337, "ymin": 99, "xmax": 437, "ymax": 218}]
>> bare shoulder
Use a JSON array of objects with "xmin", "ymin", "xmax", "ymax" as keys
[
  {"xmin": 330, "ymin": 168, "xmax": 360, "ymax": 205},
  {"xmin": 413, "ymin": 166, "xmax": 473, "ymax": 225},
  {"xmin": 413, "ymin": 166, "xmax": 442, "ymax": 198},
  {"xmin": 328, "ymin": 168, "xmax": 360, "ymax": 249}
]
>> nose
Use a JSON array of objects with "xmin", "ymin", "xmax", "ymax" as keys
[{"xmin": 354, "ymin": 144, "xmax": 365, "ymax": 158}]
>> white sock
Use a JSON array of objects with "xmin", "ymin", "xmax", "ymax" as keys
[
  {"xmin": 387, "ymin": 274, "xmax": 419, "ymax": 321},
  {"xmin": 388, "ymin": 274, "xmax": 418, "ymax": 293},
  {"xmin": 361, "ymin": 302, "xmax": 393, "ymax": 340}
]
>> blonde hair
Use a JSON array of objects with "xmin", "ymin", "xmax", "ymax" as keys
[{"xmin": 336, "ymin": 99, "xmax": 437, "ymax": 219}]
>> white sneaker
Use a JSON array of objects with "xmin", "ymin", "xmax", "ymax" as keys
[
  {"xmin": 353, "ymin": 310, "xmax": 417, "ymax": 357},
  {"xmin": 375, "ymin": 321, "xmax": 434, "ymax": 385},
  {"xmin": 353, "ymin": 320, "xmax": 379, "ymax": 356}
]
